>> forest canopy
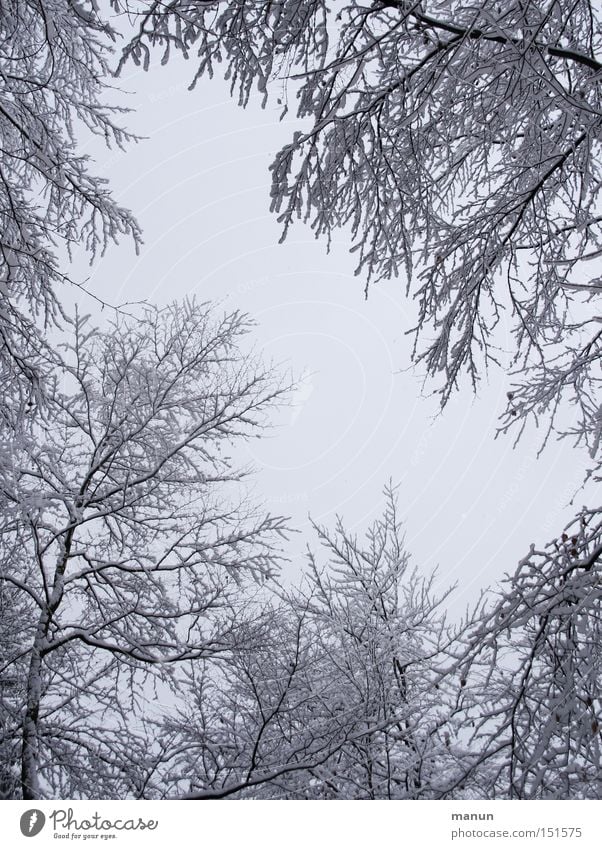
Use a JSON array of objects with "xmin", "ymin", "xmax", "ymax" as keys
[{"xmin": 0, "ymin": 0, "xmax": 601, "ymax": 800}]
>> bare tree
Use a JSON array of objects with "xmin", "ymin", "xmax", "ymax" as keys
[
  {"xmin": 163, "ymin": 488, "xmax": 468, "ymax": 799},
  {"xmin": 117, "ymin": 12, "xmax": 602, "ymax": 798},
  {"xmin": 451, "ymin": 507, "xmax": 602, "ymax": 799},
  {"xmin": 160, "ymin": 594, "xmax": 350, "ymax": 799},
  {"xmin": 0, "ymin": 298, "xmax": 289, "ymax": 799},
  {"xmin": 296, "ymin": 489, "xmax": 466, "ymax": 799},
  {"xmin": 121, "ymin": 0, "xmax": 602, "ymax": 465},
  {"xmin": 5, "ymin": 0, "xmax": 601, "ymax": 802},
  {"xmin": 0, "ymin": 0, "xmax": 140, "ymax": 415}
]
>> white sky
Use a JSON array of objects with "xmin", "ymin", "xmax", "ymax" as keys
[{"xmin": 70, "ymin": 52, "xmax": 592, "ymax": 612}]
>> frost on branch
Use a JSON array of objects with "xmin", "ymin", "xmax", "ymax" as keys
[
  {"xmin": 0, "ymin": 1, "xmax": 140, "ymax": 420},
  {"xmin": 165, "ymin": 488, "xmax": 472, "ymax": 800},
  {"xmin": 123, "ymin": 0, "xmax": 602, "ymax": 461},
  {"xmin": 457, "ymin": 507, "xmax": 602, "ymax": 798},
  {"xmin": 0, "ymin": 299, "xmax": 289, "ymax": 799}
]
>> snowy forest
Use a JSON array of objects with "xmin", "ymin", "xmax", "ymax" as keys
[{"xmin": 2, "ymin": 0, "xmax": 602, "ymax": 801}]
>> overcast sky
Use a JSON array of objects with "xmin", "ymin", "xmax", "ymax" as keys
[{"xmin": 70, "ymin": 51, "xmax": 593, "ymax": 611}]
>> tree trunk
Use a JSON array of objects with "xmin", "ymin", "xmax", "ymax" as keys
[
  {"xmin": 21, "ymin": 526, "xmax": 74, "ymax": 798},
  {"xmin": 21, "ymin": 639, "xmax": 43, "ymax": 799}
]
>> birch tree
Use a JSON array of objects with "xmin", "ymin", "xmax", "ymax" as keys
[
  {"xmin": 0, "ymin": 298, "xmax": 288, "ymax": 799},
  {"xmin": 0, "ymin": 0, "xmax": 147, "ymax": 799}
]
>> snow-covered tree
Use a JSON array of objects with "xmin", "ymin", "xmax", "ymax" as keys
[
  {"xmin": 4, "ymin": 0, "xmax": 602, "ymax": 802},
  {"xmin": 119, "ymin": 10, "xmax": 602, "ymax": 800},
  {"xmin": 164, "ymin": 489, "xmax": 469, "ymax": 799},
  {"xmin": 122, "ymin": 0, "xmax": 602, "ymax": 466},
  {"xmin": 300, "ymin": 490, "xmax": 474, "ymax": 799},
  {"xmin": 0, "ymin": 0, "xmax": 139, "ymax": 416},
  {"xmin": 0, "ymin": 298, "xmax": 288, "ymax": 799},
  {"xmin": 453, "ymin": 507, "xmax": 602, "ymax": 799},
  {"xmin": 0, "ymin": 580, "xmax": 31, "ymax": 799},
  {"xmin": 160, "ymin": 594, "xmax": 345, "ymax": 799}
]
